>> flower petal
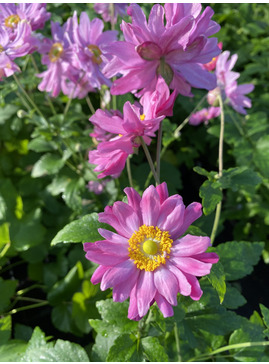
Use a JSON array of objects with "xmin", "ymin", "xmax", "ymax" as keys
[
  {"xmin": 154, "ymin": 291, "xmax": 174, "ymax": 317},
  {"xmin": 166, "ymin": 261, "xmax": 192, "ymax": 296},
  {"xmin": 141, "ymin": 185, "xmax": 161, "ymax": 226},
  {"xmin": 136, "ymin": 270, "xmax": 156, "ymax": 317},
  {"xmin": 154, "ymin": 266, "xmax": 178, "ymax": 305},
  {"xmin": 91, "ymin": 265, "xmax": 109, "ymax": 285},
  {"xmin": 176, "ymin": 202, "xmax": 202, "ymax": 237},
  {"xmin": 171, "ymin": 235, "xmax": 211, "ymax": 256},
  {"xmin": 171, "ymin": 256, "xmax": 212, "ymax": 277},
  {"xmin": 100, "ymin": 259, "xmax": 137, "ymax": 291}
]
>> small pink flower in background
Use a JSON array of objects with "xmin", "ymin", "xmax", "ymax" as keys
[
  {"xmin": 203, "ymin": 42, "xmax": 223, "ymax": 71},
  {"xmin": 189, "ymin": 106, "xmax": 220, "ymax": 126},
  {"xmin": 88, "ymin": 102, "xmax": 164, "ymax": 179},
  {"xmin": 71, "ymin": 11, "xmax": 118, "ymax": 90},
  {"xmin": 0, "ymin": 22, "xmax": 33, "ymax": 80},
  {"xmin": 88, "ymin": 180, "xmax": 110, "ymax": 195},
  {"xmin": 102, "ymin": 3, "xmax": 221, "ymax": 97},
  {"xmin": 94, "ymin": 3, "xmax": 128, "ymax": 25},
  {"xmin": 84, "ymin": 182, "xmax": 219, "ymax": 320},
  {"xmin": 207, "ymin": 50, "xmax": 254, "ymax": 115}
]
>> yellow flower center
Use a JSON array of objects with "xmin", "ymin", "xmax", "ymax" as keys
[
  {"xmin": 5, "ymin": 14, "xmax": 20, "ymax": 28},
  {"xmin": 128, "ymin": 225, "xmax": 173, "ymax": 271},
  {"xmin": 49, "ymin": 42, "xmax": 64, "ymax": 63},
  {"xmin": 140, "ymin": 114, "xmax": 145, "ymax": 121},
  {"xmin": 87, "ymin": 44, "xmax": 102, "ymax": 65},
  {"xmin": 0, "ymin": 45, "xmax": 4, "ymax": 53}
]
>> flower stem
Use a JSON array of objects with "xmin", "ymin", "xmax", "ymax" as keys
[
  {"xmin": 140, "ymin": 137, "xmax": 160, "ymax": 185},
  {"xmin": 86, "ymin": 95, "xmax": 96, "ymax": 115},
  {"xmin": 13, "ymin": 73, "xmax": 47, "ymax": 126},
  {"xmin": 210, "ymin": 94, "xmax": 225, "ymax": 245},
  {"xmin": 126, "ymin": 156, "xmax": 134, "ymax": 188},
  {"xmin": 174, "ymin": 322, "xmax": 181, "ymax": 362},
  {"xmin": 174, "ymin": 94, "xmax": 207, "ymax": 137},
  {"xmin": 156, "ymin": 121, "xmax": 163, "ymax": 182},
  {"xmin": 63, "ymin": 71, "xmax": 86, "ymax": 118},
  {"xmin": 8, "ymin": 301, "xmax": 49, "ymax": 315},
  {"xmin": 0, "ymin": 243, "xmax": 10, "ymax": 259}
]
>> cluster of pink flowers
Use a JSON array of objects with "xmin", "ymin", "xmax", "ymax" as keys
[{"xmin": 0, "ymin": 3, "xmax": 50, "ymax": 81}]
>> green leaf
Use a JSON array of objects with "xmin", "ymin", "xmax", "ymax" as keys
[
  {"xmin": 253, "ymin": 135, "xmax": 269, "ymax": 178},
  {"xmin": 21, "ymin": 327, "xmax": 89, "ymax": 361},
  {"xmin": 0, "ymin": 223, "xmax": 10, "ymax": 248},
  {"xmin": 28, "ymin": 137, "xmax": 57, "ymax": 152},
  {"xmin": 31, "ymin": 153, "xmax": 65, "ymax": 177},
  {"xmin": 215, "ymin": 241, "xmax": 264, "ymax": 281},
  {"xmin": 0, "ymin": 105, "xmax": 18, "ymax": 124},
  {"xmin": 260, "ymin": 304, "xmax": 269, "ymax": 337},
  {"xmin": 0, "ymin": 340, "xmax": 28, "ymax": 361},
  {"xmin": 62, "ymin": 177, "xmax": 85, "ymax": 212},
  {"xmin": 193, "ymin": 166, "xmax": 216, "ymax": 179},
  {"xmin": 0, "ymin": 315, "xmax": 11, "ymax": 344},
  {"xmin": 222, "ymin": 284, "xmax": 247, "ymax": 310},
  {"xmin": 218, "ymin": 167, "xmax": 262, "ymax": 191},
  {"xmin": 107, "ymin": 334, "xmax": 142, "ymax": 362},
  {"xmin": 207, "ymin": 261, "xmax": 226, "ymax": 304},
  {"xmin": 51, "ymin": 303, "xmax": 73, "ymax": 333},
  {"xmin": 89, "ymin": 299, "xmax": 138, "ymax": 337},
  {"xmin": 47, "ymin": 261, "xmax": 84, "ymax": 305},
  {"xmin": 141, "ymin": 336, "xmax": 169, "ymax": 362},
  {"xmin": 0, "ymin": 277, "xmax": 17, "ymax": 312},
  {"xmin": 199, "ymin": 180, "xmax": 222, "ymax": 215},
  {"xmin": 51, "ymin": 213, "xmax": 110, "ymax": 245},
  {"xmin": 91, "ymin": 333, "xmax": 117, "ymax": 362},
  {"xmin": 229, "ymin": 320, "xmax": 266, "ymax": 361}
]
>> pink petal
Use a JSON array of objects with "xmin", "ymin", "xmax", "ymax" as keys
[
  {"xmin": 96, "ymin": 240, "xmax": 129, "ymax": 257},
  {"xmin": 113, "ymin": 267, "xmax": 140, "ymax": 302},
  {"xmin": 148, "ymin": 4, "xmax": 165, "ymax": 40},
  {"xmin": 171, "ymin": 256, "xmax": 212, "ymax": 277},
  {"xmin": 112, "ymin": 201, "xmax": 140, "ymax": 237},
  {"xmin": 192, "ymin": 252, "xmax": 219, "ymax": 264},
  {"xmin": 84, "ymin": 243, "xmax": 126, "ymax": 266},
  {"xmin": 171, "ymin": 235, "xmax": 211, "ymax": 256},
  {"xmin": 100, "ymin": 259, "xmax": 137, "ymax": 291},
  {"xmin": 141, "ymin": 185, "xmax": 161, "ymax": 226},
  {"xmin": 166, "ymin": 261, "xmax": 192, "ymax": 296},
  {"xmin": 156, "ymin": 182, "xmax": 169, "ymax": 204},
  {"xmin": 91, "ymin": 265, "xmax": 109, "ymax": 285},
  {"xmin": 99, "ymin": 205, "xmax": 132, "ymax": 239},
  {"xmin": 136, "ymin": 270, "xmax": 156, "ymax": 317},
  {"xmin": 176, "ymin": 202, "xmax": 202, "ymax": 237},
  {"xmin": 124, "ymin": 187, "xmax": 143, "ymax": 222},
  {"xmin": 154, "ymin": 291, "xmax": 174, "ymax": 317},
  {"xmin": 184, "ymin": 272, "xmax": 203, "ymax": 300},
  {"xmin": 154, "ymin": 266, "xmax": 178, "ymax": 305}
]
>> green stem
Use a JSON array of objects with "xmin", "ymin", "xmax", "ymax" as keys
[
  {"xmin": 0, "ymin": 243, "xmax": 10, "ymax": 259},
  {"xmin": 63, "ymin": 72, "xmax": 86, "ymax": 118},
  {"xmin": 140, "ymin": 137, "xmax": 160, "ymax": 185},
  {"xmin": 210, "ymin": 94, "xmax": 225, "ymax": 245},
  {"xmin": 17, "ymin": 284, "xmax": 45, "ymax": 296},
  {"xmin": 13, "ymin": 73, "xmax": 47, "ymax": 125},
  {"xmin": 174, "ymin": 94, "xmax": 207, "ymax": 137},
  {"xmin": 174, "ymin": 322, "xmax": 181, "ymax": 362},
  {"xmin": 8, "ymin": 301, "xmax": 49, "ymax": 315},
  {"xmin": 156, "ymin": 121, "xmax": 163, "ymax": 182},
  {"xmin": 126, "ymin": 156, "xmax": 134, "ymax": 188},
  {"xmin": 15, "ymin": 296, "xmax": 47, "ymax": 303},
  {"xmin": 86, "ymin": 95, "xmax": 96, "ymax": 115},
  {"xmin": 188, "ymin": 341, "xmax": 269, "ymax": 362}
]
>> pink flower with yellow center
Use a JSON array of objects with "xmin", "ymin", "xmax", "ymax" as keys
[
  {"xmin": 102, "ymin": 3, "xmax": 221, "ymax": 97},
  {"xmin": 84, "ymin": 182, "xmax": 219, "ymax": 320},
  {"xmin": 189, "ymin": 106, "xmax": 221, "ymax": 126}
]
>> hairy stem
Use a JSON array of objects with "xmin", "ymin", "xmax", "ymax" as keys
[
  {"xmin": 156, "ymin": 121, "xmax": 163, "ymax": 182},
  {"xmin": 140, "ymin": 137, "xmax": 160, "ymax": 185},
  {"xmin": 126, "ymin": 156, "xmax": 134, "ymax": 188},
  {"xmin": 174, "ymin": 322, "xmax": 181, "ymax": 362}
]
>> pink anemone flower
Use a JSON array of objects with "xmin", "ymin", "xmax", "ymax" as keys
[
  {"xmin": 94, "ymin": 3, "xmax": 128, "ymax": 25},
  {"xmin": 189, "ymin": 106, "xmax": 221, "ymax": 126},
  {"xmin": 102, "ymin": 3, "xmax": 221, "ymax": 97},
  {"xmin": 84, "ymin": 182, "xmax": 219, "ymax": 320},
  {"xmin": 207, "ymin": 50, "xmax": 254, "ymax": 115},
  {"xmin": 88, "ymin": 102, "xmax": 164, "ymax": 179}
]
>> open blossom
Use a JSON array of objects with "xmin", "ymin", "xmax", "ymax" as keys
[
  {"xmin": 94, "ymin": 3, "xmax": 128, "ymax": 25},
  {"xmin": 0, "ymin": 22, "xmax": 33, "ymax": 80},
  {"xmin": 103, "ymin": 3, "xmax": 221, "ymax": 97},
  {"xmin": 203, "ymin": 42, "xmax": 222, "ymax": 71},
  {"xmin": 207, "ymin": 50, "xmax": 254, "ymax": 115},
  {"xmin": 88, "ymin": 102, "xmax": 164, "ymax": 179},
  {"xmin": 71, "ymin": 11, "xmax": 118, "ymax": 90},
  {"xmin": 189, "ymin": 106, "xmax": 220, "ymax": 126},
  {"xmin": 0, "ymin": 3, "xmax": 50, "ymax": 36},
  {"xmin": 84, "ymin": 182, "xmax": 219, "ymax": 320},
  {"xmin": 36, "ymin": 19, "xmax": 77, "ymax": 97}
]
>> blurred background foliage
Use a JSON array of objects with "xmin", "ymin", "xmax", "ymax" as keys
[{"xmin": 0, "ymin": 3, "xmax": 269, "ymax": 362}]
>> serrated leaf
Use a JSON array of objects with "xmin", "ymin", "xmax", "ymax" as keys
[
  {"xmin": 0, "ymin": 340, "xmax": 28, "ymax": 361},
  {"xmin": 31, "ymin": 153, "xmax": 65, "ymax": 177},
  {"xmin": 200, "ymin": 180, "xmax": 222, "ymax": 215},
  {"xmin": 51, "ymin": 213, "xmax": 110, "ymax": 245},
  {"xmin": 215, "ymin": 241, "xmax": 264, "ymax": 281},
  {"xmin": 141, "ymin": 336, "xmax": 169, "ymax": 362},
  {"xmin": 260, "ymin": 304, "xmax": 269, "ymax": 331},
  {"xmin": 107, "ymin": 334, "xmax": 142, "ymax": 362},
  {"xmin": 222, "ymin": 285, "xmax": 247, "ymax": 310},
  {"xmin": 219, "ymin": 167, "xmax": 262, "ymax": 190},
  {"xmin": 253, "ymin": 135, "xmax": 269, "ymax": 178},
  {"xmin": 193, "ymin": 166, "xmax": 216, "ymax": 179},
  {"xmin": 91, "ymin": 333, "xmax": 117, "ymax": 362},
  {"xmin": 89, "ymin": 300, "xmax": 138, "ymax": 336},
  {"xmin": 207, "ymin": 261, "xmax": 226, "ymax": 303}
]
